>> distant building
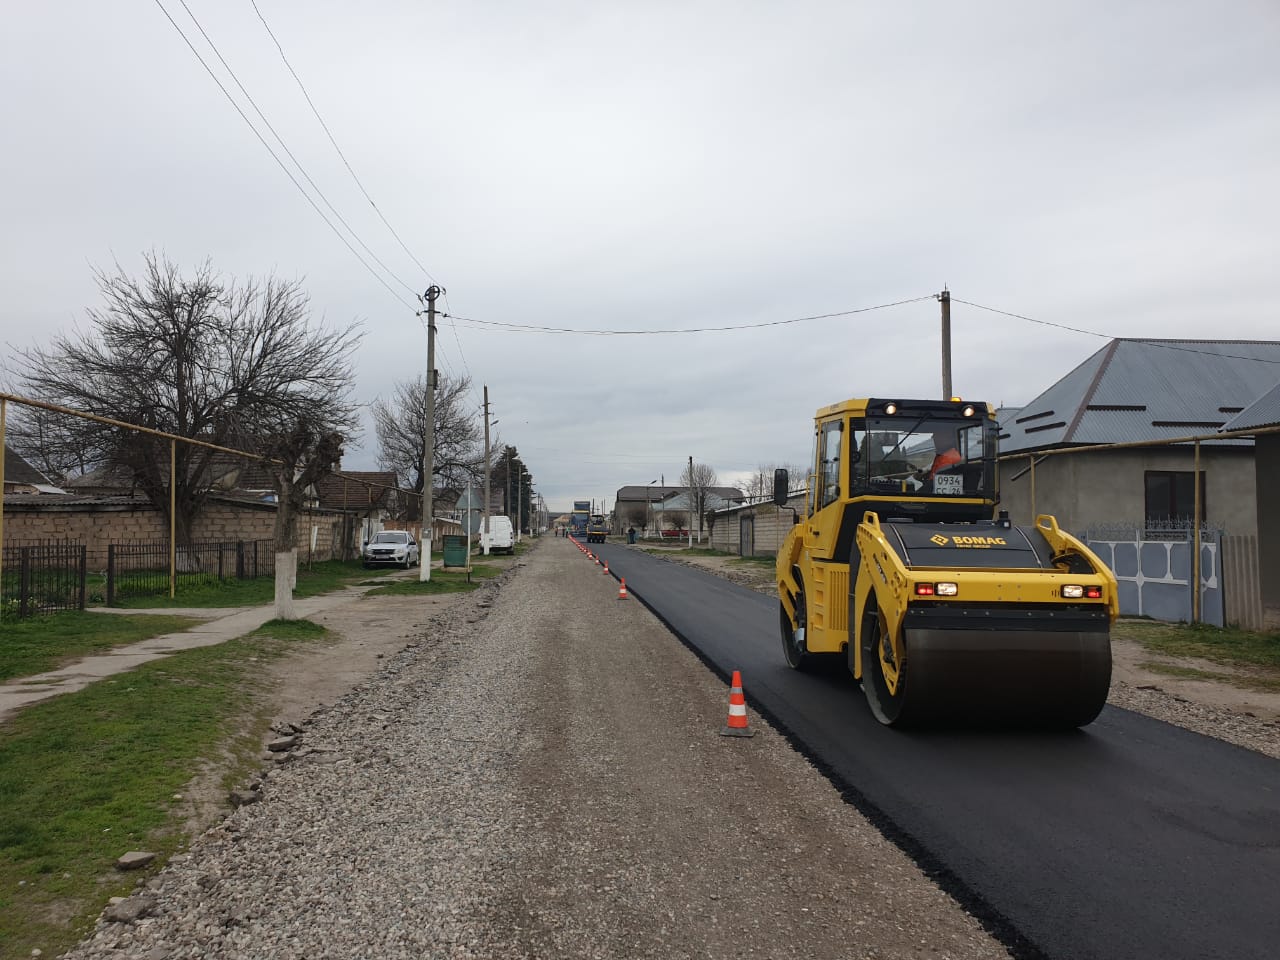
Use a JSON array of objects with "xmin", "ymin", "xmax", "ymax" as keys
[{"xmin": 612, "ymin": 484, "xmax": 745, "ymax": 537}]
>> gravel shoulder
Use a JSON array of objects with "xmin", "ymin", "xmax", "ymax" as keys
[{"xmin": 64, "ymin": 540, "xmax": 1011, "ymax": 960}]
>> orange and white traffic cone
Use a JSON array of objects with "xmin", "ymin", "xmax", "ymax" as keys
[
  {"xmin": 602, "ymin": 560, "xmax": 609, "ymax": 575},
  {"xmin": 720, "ymin": 670, "xmax": 755, "ymax": 737},
  {"xmin": 618, "ymin": 577, "xmax": 628, "ymax": 599}
]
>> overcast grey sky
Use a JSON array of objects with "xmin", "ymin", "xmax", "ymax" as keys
[{"xmin": 3, "ymin": 1, "xmax": 1277, "ymax": 512}]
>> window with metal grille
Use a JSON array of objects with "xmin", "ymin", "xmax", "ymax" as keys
[{"xmin": 1144, "ymin": 470, "xmax": 1206, "ymax": 529}]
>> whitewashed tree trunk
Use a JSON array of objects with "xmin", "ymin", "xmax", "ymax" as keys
[{"xmin": 273, "ymin": 550, "xmax": 296, "ymax": 620}]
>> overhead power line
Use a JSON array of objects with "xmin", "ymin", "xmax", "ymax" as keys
[
  {"xmin": 171, "ymin": 0, "xmax": 422, "ymax": 301},
  {"xmin": 248, "ymin": 0, "xmax": 439, "ymax": 287},
  {"xmin": 442, "ymin": 295, "xmax": 937, "ymax": 335},
  {"xmin": 954, "ymin": 298, "xmax": 1280, "ymax": 365},
  {"xmin": 151, "ymin": 0, "xmax": 418, "ymax": 315},
  {"xmin": 246, "ymin": 0, "xmax": 472, "ymax": 385}
]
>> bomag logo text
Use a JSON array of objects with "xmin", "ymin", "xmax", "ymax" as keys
[{"xmin": 935, "ymin": 535, "xmax": 1007, "ymax": 548}]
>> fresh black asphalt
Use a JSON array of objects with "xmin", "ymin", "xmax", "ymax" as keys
[{"xmin": 585, "ymin": 540, "xmax": 1280, "ymax": 960}]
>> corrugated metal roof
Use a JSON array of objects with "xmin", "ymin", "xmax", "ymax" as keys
[
  {"xmin": 1000, "ymin": 339, "xmax": 1280, "ymax": 453},
  {"xmin": 1223, "ymin": 381, "xmax": 1280, "ymax": 431}
]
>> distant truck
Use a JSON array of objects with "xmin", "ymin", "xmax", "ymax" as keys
[
  {"xmin": 570, "ymin": 501, "xmax": 591, "ymax": 538},
  {"xmin": 586, "ymin": 515, "xmax": 609, "ymax": 543}
]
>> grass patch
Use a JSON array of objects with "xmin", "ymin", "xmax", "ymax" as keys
[
  {"xmin": 0, "ymin": 619, "xmax": 331, "ymax": 960},
  {"xmin": 1116, "ymin": 619, "xmax": 1280, "ymax": 693},
  {"xmin": 114, "ymin": 559, "xmax": 396, "ymax": 610},
  {"xmin": 364, "ymin": 564, "xmax": 500, "ymax": 597},
  {"xmin": 0, "ymin": 612, "xmax": 200, "ymax": 683},
  {"xmin": 253, "ymin": 619, "xmax": 329, "ymax": 641},
  {"xmin": 1114, "ymin": 618, "xmax": 1280, "ymax": 672}
]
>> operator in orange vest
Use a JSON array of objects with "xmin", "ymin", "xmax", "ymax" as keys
[{"xmin": 918, "ymin": 428, "xmax": 962, "ymax": 482}]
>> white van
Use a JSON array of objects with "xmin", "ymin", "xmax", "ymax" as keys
[{"xmin": 484, "ymin": 515, "xmax": 515, "ymax": 554}]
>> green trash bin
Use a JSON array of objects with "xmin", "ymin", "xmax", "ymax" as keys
[{"xmin": 442, "ymin": 534, "xmax": 469, "ymax": 568}]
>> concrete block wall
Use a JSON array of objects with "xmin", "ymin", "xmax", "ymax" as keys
[
  {"xmin": 707, "ymin": 499, "xmax": 801, "ymax": 558},
  {"xmin": 2, "ymin": 505, "xmax": 166, "ymax": 569},
  {"xmin": 2, "ymin": 499, "xmax": 350, "ymax": 568}
]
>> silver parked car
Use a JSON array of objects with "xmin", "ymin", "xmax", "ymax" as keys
[{"xmin": 362, "ymin": 530, "xmax": 420, "ymax": 569}]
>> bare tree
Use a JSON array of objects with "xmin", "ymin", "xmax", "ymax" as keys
[
  {"xmin": 372, "ymin": 372, "xmax": 490, "ymax": 515},
  {"xmin": 0, "ymin": 403, "xmax": 91, "ymax": 484},
  {"xmin": 680, "ymin": 461, "xmax": 718, "ymax": 539},
  {"xmin": 625, "ymin": 505, "xmax": 648, "ymax": 532},
  {"xmin": 9, "ymin": 254, "xmax": 361, "ymax": 554},
  {"xmin": 744, "ymin": 462, "xmax": 809, "ymax": 502}
]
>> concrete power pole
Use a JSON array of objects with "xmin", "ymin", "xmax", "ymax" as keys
[
  {"xmin": 482, "ymin": 385, "xmax": 492, "ymax": 556},
  {"xmin": 939, "ymin": 287, "xmax": 952, "ymax": 399},
  {"xmin": 688, "ymin": 455, "xmax": 694, "ymax": 548},
  {"xmin": 419, "ymin": 285, "xmax": 442, "ymax": 582}
]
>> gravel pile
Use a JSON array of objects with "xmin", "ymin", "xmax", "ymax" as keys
[{"xmin": 63, "ymin": 546, "xmax": 1010, "ymax": 960}]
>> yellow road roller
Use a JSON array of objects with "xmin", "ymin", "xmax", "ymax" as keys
[{"xmin": 774, "ymin": 397, "xmax": 1117, "ymax": 727}]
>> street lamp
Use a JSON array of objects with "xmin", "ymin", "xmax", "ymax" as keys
[{"xmin": 647, "ymin": 479, "xmax": 658, "ymax": 541}]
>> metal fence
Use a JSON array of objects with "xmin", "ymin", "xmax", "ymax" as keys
[
  {"xmin": 105, "ymin": 538, "xmax": 275, "ymax": 605},
  {"xmin": 1085, "ymin": 522, "xmax": 1224, "ymax": 627},
  {"xmin": 1, "ymin": 540, "xmax": 87, "ymax": 618}
]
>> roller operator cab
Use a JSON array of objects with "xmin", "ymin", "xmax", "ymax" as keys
[{"xmin": 774, "ymin": 397, "xmax": 1118, "ymax": 728}]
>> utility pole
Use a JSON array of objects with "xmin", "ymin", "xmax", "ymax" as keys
[
  {"xmin": 688, "ymin": 455, "xmax": 694, "ymax": 548},
  {"xmin": 482, "ymin": 385, "xmax": 492, "ymax": 556},
  {"xmin": 939, "ymin": 287, "xmax": 952, "ymax": 399},
  {"xmin": 464, "ymin": 480, "xmax": 474, "ymax": 576},
  {"xmin": 419, "ymin": 285, "xmax": 441, "ymax": 582}
]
